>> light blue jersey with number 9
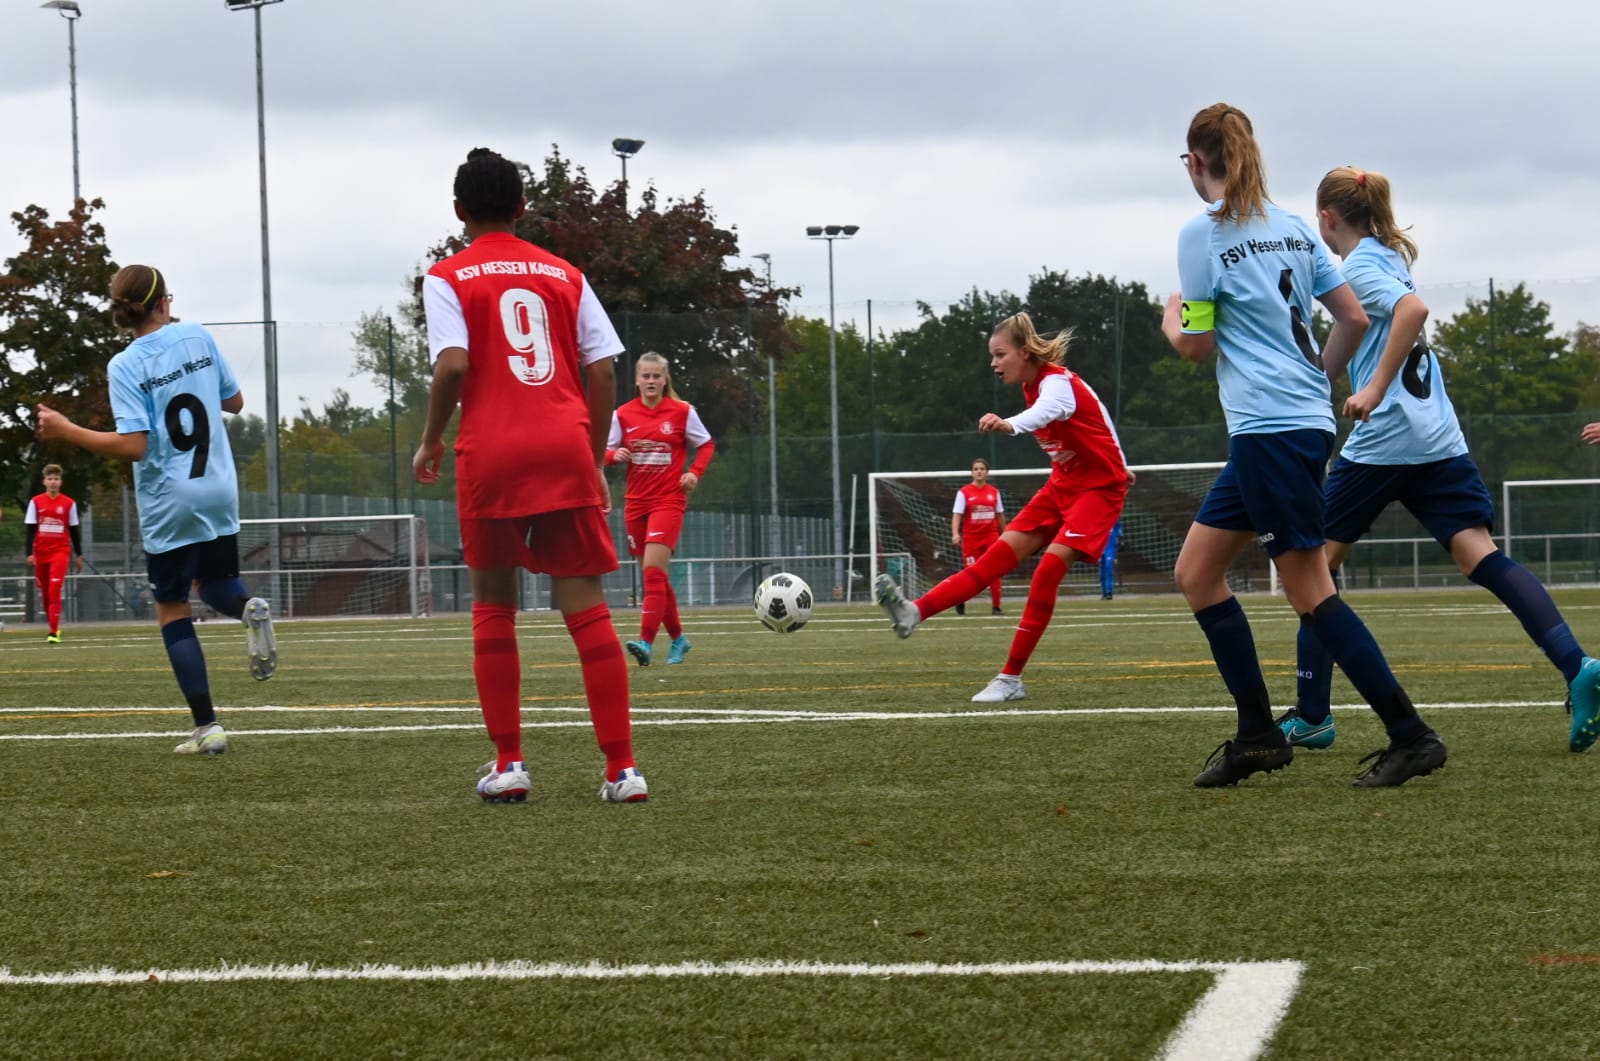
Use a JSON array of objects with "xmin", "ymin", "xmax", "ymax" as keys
[
  {"xmin": 1178, "ymin": 200, "xmax": 1344, "ymax": 436},
  {"xmin": 107, "ymin": 321, "xmax": 241, "ymax": 555}
]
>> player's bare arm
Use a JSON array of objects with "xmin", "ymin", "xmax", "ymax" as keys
[
  {"xmin": 222, "ymin": 391, "xmax": 245, "ymax": 415},
  {"xmin": 35, "ymin": 404, "xmax": 148, "ymax": 462},
  {"xmin": 1584, "ymin": 423, "xmax": 1600, "ymax": 446},
  {"xmin": 1342, "ymin": 293, "xmax": 1427, "ymax": 423},
  {"xmin": 1163, "ymin": 293, "xmax": 1215, "ymax": 363},
  {"xmin": 414, "ymin": 347, "xmax": 467, "ymax": 484},
  {"xmin": 585, "ymin": 357, "xmax": 617, "ymax": 514}
]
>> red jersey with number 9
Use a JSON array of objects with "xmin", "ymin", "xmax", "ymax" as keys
[{"xmin": 429, "ymin": 233, "xmax": 610, "ymax": 518}]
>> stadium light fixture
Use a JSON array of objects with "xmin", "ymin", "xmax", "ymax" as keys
[
  {"xmin": 806, "ymin": 224, "xmax": 862, "ymax": 598},
  {"xmin": 40, "ymin": 1, "xmax": 82, "ymax": 204},
  {"xmin": 612, "ymin": 138, "xmax": 645, "ymax": 207}
]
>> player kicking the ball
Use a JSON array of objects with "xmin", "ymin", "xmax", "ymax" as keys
[
  {"xmin": 875, "ymin": 312, "xmax": 1131, "ymax": 702},
  {"xmin": 416, "ymin": 147, "xmax": 646, "ymax": 804}
]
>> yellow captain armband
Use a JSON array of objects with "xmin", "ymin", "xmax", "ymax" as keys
[{"xmin": 1180, "ymin": 299, "xmax": 1215, "ymax": 333}]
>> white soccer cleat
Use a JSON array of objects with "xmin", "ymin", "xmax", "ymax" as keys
[
  {"xmin": 244, "ymin": 598, "xmax": 277, "ymax": 682},
  {"xmin": 599, "ymin": 766, "xmax": 649, "ymax": 803},
  {"xmin": 971, "ymin": 674, "xmax": 1026, "ymax": 703},
  {"xmin": 872, "ymin": 573, "xmax": 921, "ymax": 639},
  {"xmin": 174, "ymin": 723, "xmax": 228, "ymax": 755},
  {"xmin": 477, "ymin": 760, "xmax": 531, "ymax": 804}
]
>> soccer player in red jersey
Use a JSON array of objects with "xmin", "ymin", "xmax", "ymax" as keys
[
  {"xmin": 606, "ymin": 352, "xmax": 715, "ymax": 667},
  {"xmin": 951, "ymin": 457, "xmax": 1007, "ymax": 616},
  {"xmin": 876, "ymin": 312, "xmax": 1131, "ymax": 702},
  {"xmin": 414, "ymin": 147, "xmax": 646, "ymax": 804},
  {"xmin": 24, "ymin": 463, "xmax": 85, "ymax": 643}
]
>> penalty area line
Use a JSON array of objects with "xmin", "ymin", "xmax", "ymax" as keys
[{"xmin": 0, "ymin": 957, "xmax": 1302, "ymax": 1061}]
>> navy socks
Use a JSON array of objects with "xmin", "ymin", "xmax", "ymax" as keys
[
  {"xmin": 162, "ymin": 618, "xmax": 215, "ymax": 727},
  {"xmin": 1468, "ymin": 551, "xmax": 1585, "ymax": 684},
  {"xmin": 1304, "ymin": 596, "xmax": 1426, "ymax": 742},
  {"xmin": 1194, "ymin": 597, "xmax": 1276, "ymax": 740}
]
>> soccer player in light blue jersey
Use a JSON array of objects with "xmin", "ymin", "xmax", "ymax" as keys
[
  {"xmin": 36, "ymin": 265, "xmax": 277, "ymax": 757},
  {"xmin": 1161, "ymin": 103, "xmax": 1445, "ymax": 788},
  {"xmin": 1276, "ymin": 166, "xmax": 1600, "ymax": 754}
]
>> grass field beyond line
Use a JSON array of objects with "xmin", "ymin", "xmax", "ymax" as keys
[{"xmin": 1, "ymin": 588, "xmax": 1597, "ymax": 1059}]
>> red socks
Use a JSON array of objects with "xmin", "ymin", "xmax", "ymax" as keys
[
  {"xmin": 471, "ymin": 603, "xmax": 523, "ymax": 770},
  {"xmin": 640, "ymin": 566, "xmax": 683, "ymax": 642},
  {"xmin": 661, "ymin": 576, "xmax": 683, "ymax": 641},
  {"xmin": 1003, "ymin": 551, "xmax": 1069, "ymax": 677},
  {"xmin": 917, "ymin": 540, "xmax": 1020, "ymax": 619},
  {"xmin": 565, "ymin": 602, "xmax": 635, "ymax": 778},
  {"xmin": 640, "ymin": 567, "xmax": 668, "ymax": 643}
]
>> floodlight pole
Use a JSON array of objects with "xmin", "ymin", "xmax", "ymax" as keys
[
  {"xmin": 611, "ymin": 137, "xmax": 645, "ymax": 208},
  {"xmin": 806, "ymin": 224, "xmax": 860, "ymax": 598},
  {"xmin": 753, "ymin": 253, "xmax": 778, "ymax": 556},
  {"xmin": 227, "ymin": 0, "xmax": 285, "ymax": 591},
  {"xmin": 40, "ymin": 1, "xmax": 82, "ymax": 204}
]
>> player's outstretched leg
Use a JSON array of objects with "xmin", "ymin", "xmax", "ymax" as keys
[
  {"xmin": 872, "ymin": 574, "xmax": 921, "ymax": 639},
  {"xmin": 245, "ymin": 597, "xmax": 277, "ymax": 681}
]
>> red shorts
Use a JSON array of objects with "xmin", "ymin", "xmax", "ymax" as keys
[
  {"xmin": 625, "ymin": 505, "xmax": 686, "ymax": 557},
  {"xmin": 461, "ymin": 507, "xmax": 618, "ymax": 578},
  {"xmin": 962, "ymin": 534, "xmax": 1000, "ymax": 565},
  {"xmin": 1005, "ymin": 478, "xmax": 1126, "ymax": 563}
]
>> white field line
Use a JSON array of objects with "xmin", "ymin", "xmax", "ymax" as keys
[
  {"xmin": 0, "ymin": 699, "xmax": 1563, "ymax": 743},
  {"xmin": 1157, "ymin": 960, "xmax": 1303, "ymax": 1061},
  {"xmin": 0, "ymin": 957, "xmax": 1302, "ymax": 1060}
]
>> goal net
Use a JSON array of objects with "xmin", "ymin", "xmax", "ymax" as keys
[
  {"xmin": 239, "ymin": 514, "xmax": 429, "ymax": 618},
  {"xmin": 1501, "ymin": 478, "xmax": 1600, "ymax": 586},
  {"xmin": 869, "ymin": 462, "xmax": 1277, "ymax": 599}
]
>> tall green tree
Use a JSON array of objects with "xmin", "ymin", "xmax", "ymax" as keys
[
  {"xmin": 0, "ymin": 200, "xmax": 121, "ymax": 506},
  {"xmin": 349, "ymin": 147, "xmax": 796, "ymax": 442},
  {"xmin": 1430, "ymin": 283, "xmax": 1598, "ymax": 481}
]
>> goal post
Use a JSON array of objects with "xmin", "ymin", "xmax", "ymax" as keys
[
  {"xmin": 869, "ymin": 462, "xmax": 1249, "ymax": 599},
  {"xmin": 238, "ymin": 514, "xmax": 429, "ymax": 618},
  {"xmin": 1501, "ymin": 478, "xmax": 1600, "ymax": 585}
]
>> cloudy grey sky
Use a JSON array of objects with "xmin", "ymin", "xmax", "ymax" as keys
[{"xmin": 4, "ymin": 0, "xmax": 1600, "ymax": 413}]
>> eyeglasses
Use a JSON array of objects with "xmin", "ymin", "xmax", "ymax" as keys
[{"xmin": 1179, "ymin": 153, "xmax": 1192, "ymax": 167}]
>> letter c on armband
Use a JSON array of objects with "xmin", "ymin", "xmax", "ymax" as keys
[{"xmin": 1180, "ymin": 299, "xmax": 1215, "ymax": 332}]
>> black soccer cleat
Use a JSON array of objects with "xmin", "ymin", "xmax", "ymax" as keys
[
  {"xmin": 1350, "ymin": 731, "xmax": 1448, "ymax": 788},
  {"xmin": 1193, "ymin": 736, "xmax": 1293, "ymax": 788}
]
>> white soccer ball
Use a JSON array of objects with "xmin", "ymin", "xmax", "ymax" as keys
[{"xmin": 754, "ymin": 572, "xmax": 813, "ymax": 634}]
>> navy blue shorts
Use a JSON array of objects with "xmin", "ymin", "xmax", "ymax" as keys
[
  {"xmin": 145, "ymin": 534, "xmax": 241, "ymax": 604},
  {"xmin": 1323, "ymin": 454, "xmax": 1494, "ymax": 547},
  {"xmin": 1194, "ymin": 430, "xmax": 1334, "ymax": 558}
]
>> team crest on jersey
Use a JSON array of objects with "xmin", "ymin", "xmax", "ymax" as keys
[
  {"xmin": 660, "ymin": 422, "xmax": 675, "ymax": 436},
  {"xmin": 507, "ymin": 355, "xmax": 553, "ymax": 387}
]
